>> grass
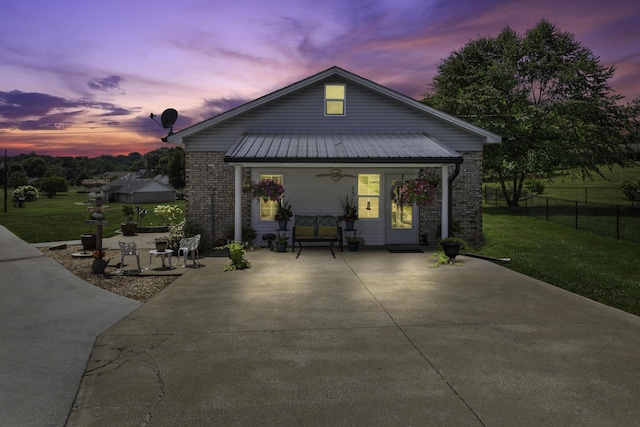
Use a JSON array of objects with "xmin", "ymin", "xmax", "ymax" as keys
[
  {"xmin": 478, "ymin": 207, "xmax": 640, "ymax": 317},
  {"xmin": 0, "ymin": 187, "xmax": 185, "ymax": 243},
  {"xmin": 540, "ymin": 165, "xmax": 639, "ymax": 204},
  {"xmin": 484, "ymin": 164, "xmax": 640, "ymax": 243}
]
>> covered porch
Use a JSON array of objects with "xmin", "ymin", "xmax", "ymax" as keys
[{"xmin": 224, "ymin": 133, "xmax": 463, "ymax": 246}]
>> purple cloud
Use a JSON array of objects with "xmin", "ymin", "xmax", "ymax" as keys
[{"xmin": 87, "ymin": 75, "xmax": 125, "ymax": 92}]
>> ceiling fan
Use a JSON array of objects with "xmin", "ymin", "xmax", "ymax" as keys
[{"xmin": 316, "ymin": 167, "xmax": 356, "ymax": 182}]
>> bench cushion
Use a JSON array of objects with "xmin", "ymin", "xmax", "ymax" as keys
[
  {"xmin": 295, "ymin": 225, "xmax": 315, "ymax": 238},
  {"xmin": 317, "ymin": 225, "xmax": 338, "ymax": 238}
]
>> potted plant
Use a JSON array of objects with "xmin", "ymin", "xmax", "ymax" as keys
[
  {"xmin": 154, "ymin": 236, "xmax": 168, "ymax": 252},
  {"xmin": 431, "ymin": 237, "xmax": 469, "ymax": 266},
  {"xmin": 91, "ymin": 249, "xmax": 109, "ymax": 274},
  {"xmin": 339, "ymin": 193, "xmax": 358, "ymax": 230},
  {"xmin": 81, "ymin": 220, "xmax": 96, "ymax": 251},
  {"xmin": 392, "ymin": 176, "xmax": 439, "ymax": 207},
  {"xmin": 275, "ymin": 198, "xmax": 293, "ymax": 230},
  {"xmin": 274, "ymin": 228, "xmax": 289, "ymax": 252},
  {"xmin": 121, "ymin": 205, "xmax": 137, "ymax": 236},
  {"xmin": 243, "ymin": 179, "xmax": 285, "ymax": 202},
  {"xmin": 346, "ymin": 230, "xmax": 363, "ymax": 252}
]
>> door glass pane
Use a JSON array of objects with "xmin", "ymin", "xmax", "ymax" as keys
[{"xmin": 391, "ymin": 179, "xmax": 412, "ymax": 229}]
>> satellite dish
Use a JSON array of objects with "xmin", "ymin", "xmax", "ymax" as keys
[
  {"xmin": 160, "ymin": 108, "xmax": 178, "ymax": 129},
  {"xmin": 150, "ymin": 108, "xmax": 179, "ymax": 142}
]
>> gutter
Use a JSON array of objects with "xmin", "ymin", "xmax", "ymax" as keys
[{"xmin": 448, "ymin": 163, "xmax": 461, "ymax": 235}]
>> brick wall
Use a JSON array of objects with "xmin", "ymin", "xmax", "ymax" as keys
[
  {"xmin": 418, "ymin": 151, "xmax": 484, "ymax": 248},
  {"xmin": 185, "ymin": 151, "xmax": 252, "ymax": 248}
]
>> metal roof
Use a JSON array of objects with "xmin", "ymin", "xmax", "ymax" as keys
[{"xmin": 225, "ymin": 133, "xmax": 463, "ymax": 164}]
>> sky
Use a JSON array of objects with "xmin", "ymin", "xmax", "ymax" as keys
[{"xmin": 1, "ymin": 0, "xmax": 639, "ymax": 158}]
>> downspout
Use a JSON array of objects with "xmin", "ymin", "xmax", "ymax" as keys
[{"xmin": 448, "ymin": 163, "xmax": 461, "ymax": 236}]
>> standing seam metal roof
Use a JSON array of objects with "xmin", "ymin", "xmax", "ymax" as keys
[{"xmin": 225, "ymin": 133, "xmax": 463, "ymax": 163}]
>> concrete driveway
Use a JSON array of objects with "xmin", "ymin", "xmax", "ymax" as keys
[
  {"xmin": 67, "ymin": 246, "xmax": 640, "ymax": 426},
  {"xmin": 0, "ymin": 226, "xmax": 140, "ymax": 427}
]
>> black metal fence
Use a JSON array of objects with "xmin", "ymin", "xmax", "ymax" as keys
[{"xmin": 484, "ymin": 187, "xmax": 640, "ymax": 243}]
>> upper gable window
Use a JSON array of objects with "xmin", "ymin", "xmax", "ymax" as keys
[{"xmin": 325, "ymin": 84, "xmax": 345, "ymax": 116}]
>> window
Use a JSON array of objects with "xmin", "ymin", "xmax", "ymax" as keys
[
  {"xmin": 325, "ymin": 84, "xmax": 345, "ymax": 116},
  {"xmin": 357, "ymin": 174, "xmax": 380, "ymax": 219},
  {"xmin": 259, "ymin": 174, "xmax": 283, "ymax": 220}
]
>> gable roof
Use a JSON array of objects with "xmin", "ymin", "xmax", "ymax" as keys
[
  {"xmin": 225, "ymin": 132, "xmax": 463, "ymax": 164},
  {"xmin": 166, "ymin": 66, "xmax": 501, "ymax": 145},
  {"xmin": 108, "ymin": 177, "xmax": 176, "ymax": 194}
]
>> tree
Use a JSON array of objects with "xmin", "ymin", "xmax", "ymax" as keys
[
  {"xmin": 21, "ymin": 156, "xmax": 48, "ymax": 178},
  {"xmin": 423, "ymin": 20, "xmax": 639, "ymax": 206},
  {"xmin": 38, "ymin": 176, "xmax": 69, "ymax": 198}
]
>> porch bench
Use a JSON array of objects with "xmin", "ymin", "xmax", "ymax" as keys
[{"xmin": 292, "ymin": 215, "xmax": 343, "ymax": 258}]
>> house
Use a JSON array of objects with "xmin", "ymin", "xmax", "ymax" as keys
[
  {"xmin": 106, "ymin": 175, "xmax": 176, "ymax": 204},
  {"xmin": 166, "ymin": 66, "xmax": 501, "ymax": 248}
]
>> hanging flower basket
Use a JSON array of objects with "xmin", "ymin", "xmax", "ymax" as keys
[
  {"xmin": 243, "ymin": 179, "xmax": 285, "ymax": 202},
  {"xmin": 392, "ymin": 178, "xmax": 438, "ymax": 206}
]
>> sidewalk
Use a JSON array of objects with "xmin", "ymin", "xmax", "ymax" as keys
[{"xmin": 67, "ymin": 246, "xmax": 640, "ymax": 426}]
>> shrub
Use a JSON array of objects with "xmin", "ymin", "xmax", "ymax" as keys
[
  {"xmin": 154, "ymin": 204, "xmax": 184, "ymax": 225},
  {"xmin": 12, "ymin": 185, "xmax": 39, "ymax": 202},
  {"xmin": 38, "ymin": 176, "xmax": 69, "ymax": 197}
]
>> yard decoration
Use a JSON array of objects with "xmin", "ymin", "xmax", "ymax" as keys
[{"xmin": 243, "ymin": 179, "xmax": 285, "ymax": 202}]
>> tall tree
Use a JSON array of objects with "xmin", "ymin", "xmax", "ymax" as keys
[
  {"xmin": 21, "ymin": 156, "xmax": 48, "ymax": 178},
  {"xmin": 423, "ymin": 20, "xmax": 639, "ymax": 206}
]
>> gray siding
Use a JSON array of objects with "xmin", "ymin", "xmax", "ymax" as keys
[{"xmin": 184, "ymin": 78, "xmax": 484, "ymax": 153}]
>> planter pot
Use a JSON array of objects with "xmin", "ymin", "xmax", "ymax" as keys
[
  {"xmin": 345, "ymin": 221, "xmax": 356, "ymax": 231},
  {"xmin": 347, "ymin": 241, "xmax": 360, "ymax": 252},
  {"xmin": 277, "ymin": 220, "xmax": 288, "ymax": 231},
  {"xmin": 121, "ymin": 222, "xmax": 137, "ymax": 236},
  {"xmin": 91, "ymin": 258, "xmax": 110, "ymax": 274},
  {"xmin": 275, "ymin": 242, "xmax": 288, "ymax": 252},
  {"xmin": 441, "ymin": 242, "xmax": 461, "ymax": 261},
  {"xmin": 155, "ymin": 242, "xmax": 167, "ymax": 252},
  {"xmin": 81, "ymin": 233, "xmax": 97, "ymax": 250}
]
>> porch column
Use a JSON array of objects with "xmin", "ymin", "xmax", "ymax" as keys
[
  {"xmin": 441, "ymin": 165, "xmax": 449, "ymax": 239},
  {"xmin": 234, "ymin": 165, "xmax": 243, "ymax": 242}
]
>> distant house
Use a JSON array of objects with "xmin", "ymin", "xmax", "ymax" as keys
[
  {"xmin": 167, "ymin": 66, "xmax": 501, "ymax": 248},
  {"xmin": 107, "ymin": 175, "xmax": 176, "ymax": 204}
]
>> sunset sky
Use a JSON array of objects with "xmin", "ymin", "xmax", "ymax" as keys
[{"xmin": 1, "ymin": 0, "xmax": 639, "ymax": 158}]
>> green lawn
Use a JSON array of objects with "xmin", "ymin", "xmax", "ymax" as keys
[
  {"xmin": 478, "ymin": 207, "xmax": 640, "ymax": 317},
  {"xmin": 0, "ymin": 187, "xmax": 185, "ymax": 243}
]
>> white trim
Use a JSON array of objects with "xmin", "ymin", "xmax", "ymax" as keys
[
  {"xmin": 234, "ymin": 165, "xmax": 243, "ymax": 242},
  {"xmin": 441, "ymin": 165, "xmax": 449, "ymax": 239}
]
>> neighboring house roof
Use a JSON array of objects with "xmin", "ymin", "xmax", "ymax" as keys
[
  {"xmin": 166, "ymin": 66, "xmax": 501, "ymax": 145},
  {"xmin": 225, "ymin": 132, "xmax": 463, "ymax": 164},
  {"xmin": 108, "ymin": 177, "xmax": 175, "ymax": 195}
]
